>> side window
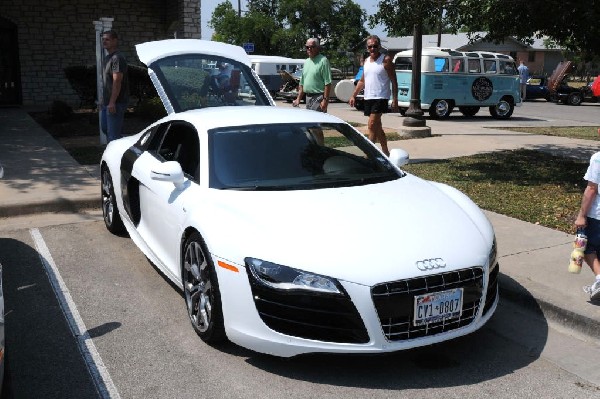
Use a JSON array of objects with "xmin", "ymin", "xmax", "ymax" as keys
[
  {"xmin": 394, "ymin": 57, "xmax": 412, "ymax": 71},
  {"xmin": 468, "ymin": 59, "xmax": 481, "ymax": 73},
  {"xmin": 434, "ymin": 57, "xmax": 449, "ymax": 72},
  {"xmin": 451, "ymin": 58, "xmax": 463, "ymax": 73},
  {"xmin": 484, "ymin": 60, "xmax": 497, "ymax": 73},
  {"xmin": 153, "ymin": 122, "xmax": 201, "ymax": 182},
  {"xmin": 499, "ymin": 61, "xmax": 517, "ymax": 75}
]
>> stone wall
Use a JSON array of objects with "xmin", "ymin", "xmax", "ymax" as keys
[{"xmin": 0, "ymin": 0, "xmax": 200, "ymax": 107}]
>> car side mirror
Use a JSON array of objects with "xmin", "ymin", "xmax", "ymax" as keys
[
  {"xmin": 389, "ymin": 148, "xmax": 409, "ymax": 167},
  {"xmin": 151, "ymin": 161, "xmax": 185, "ymax": 189}
]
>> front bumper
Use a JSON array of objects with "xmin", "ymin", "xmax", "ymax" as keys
[{"xmin": 216, "ymin": 256, "xmax": 499, "ymax": 357}]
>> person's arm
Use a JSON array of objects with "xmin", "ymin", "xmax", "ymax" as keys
[
  {"xmin": 349, "ymin": 75, "xmax": 365, "ymax": 107},
  {"xmin": 108, "ymin": 72, "xmax": 123, "ymax": 113},
  {"xmin": 319, "ymin": 58, "xmax": 333, "ymax": 111},
  {"xmin": 321, "ymin": 83, "xmax": 331, "ymax": 111},
  {"xmin": 384, "ymin": 55, "xmax": 398, "ymax": 111},
  {"xmin": 575, "ymin": 181, "xmax": 598, "ymax": 229},
  {"xmin": 293, "ymin": 84, "xmax": 304, "ymax": 107}
]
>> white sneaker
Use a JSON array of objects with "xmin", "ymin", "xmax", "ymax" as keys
[{"xmin": 591, "ymin": 280, "xmax": 600, "ymax": 301}]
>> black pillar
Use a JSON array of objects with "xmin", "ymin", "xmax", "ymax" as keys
[{"xmin": 403, "ymin": 23, "xmax": 426, "ymax": 127}]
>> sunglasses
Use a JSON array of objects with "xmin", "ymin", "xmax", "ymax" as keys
[
  {"xmin": 367, "ymin": 44, "xmax": 379, "ymax": 49},
  {"xmin": 305, "ymin": 45, "xmax": 316, "ymax": 49}
]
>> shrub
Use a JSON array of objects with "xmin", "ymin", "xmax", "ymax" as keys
[
  {"xmin": 48, "ymin": 100, "xmax": 73, "ymax": 123},
  {"xmin": 64, "ymin": 65, "xmax": 97, "ymax": 108},
  {"xmin": 64, "ymin": 64, "xmax": 158, "ymax": 109},
  {"xmin": 135, "ymin": 97, "xmax": 167, "ymax": 121},
  {"xmin": 128, "ymin": 65, "xmax": 158, "ymax": 105}
]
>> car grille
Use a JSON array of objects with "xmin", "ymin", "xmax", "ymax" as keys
[
  {"xmin": 371, "ymin": 267, "xmax": 485, "ymax": 342},
  {"xmin": 247, "ymin": 277, "xmax": 369, "ymax": 344}
]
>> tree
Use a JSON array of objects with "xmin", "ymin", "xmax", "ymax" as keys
[
  {"xmin": 371, "ymin": 1, "xmax": 600, "ymax": 60},
  {"xmin": 210, "ymin": 0, "xmax": 368, "ymax": 67},
  {"xmin": 452, "ymin": 0, "xmax": 600, "ymax": 60},
  {"xmin": 209, "ymin": 2, "xmax": 284, "ymax": 55}
]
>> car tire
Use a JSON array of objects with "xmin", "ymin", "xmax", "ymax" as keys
[
  {"xmin": 458, "ymin": 106, "xmax": 480, "ymax": 117},
  {"xmin": 429, "ymin": 99, "xmax": 452, "ymax": 119},
  {"xmin": 567, "ymin": 92, "xmax": 582, "ymax": 106},
  {"xmin": 489, "ymin": 99, "xmax": 514, "ymax": 119},
  {"xmin": 399, "ymin": 107, "xmax": 407, "ymax": 116},
  {"xmin": 183, "ymin": 232, "xmax": 226, "ymax": 343},
  {"xmin": 101, "ymin": 167, "xmax": 126, "ymax": 235},
  {"xmin": 355, "ymin": 102, "xmax": 364, "ymax": 111}
]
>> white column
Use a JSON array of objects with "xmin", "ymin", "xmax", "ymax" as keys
[{"xmin": 93, "ymin": 18, "xmax": 114, "ymax": 145}]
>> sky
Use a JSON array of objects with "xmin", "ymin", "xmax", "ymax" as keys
[{"xmin": 200, "ymin": 0, "xmax": 386, "ymax": 40}]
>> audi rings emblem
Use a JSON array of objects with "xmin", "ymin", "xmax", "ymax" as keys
[{"xmin": 416, "ymin": 258, "xmax": 446, "ymax": 271}]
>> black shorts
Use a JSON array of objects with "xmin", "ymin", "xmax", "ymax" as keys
[{"xmin": 363, "ymin": 99, "xmax": 389, "ymax": 116}]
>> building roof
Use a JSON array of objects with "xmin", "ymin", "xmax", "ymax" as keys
[{"xmin": 378, "ymin": 32, "xmax": 559, "ymax": 52}]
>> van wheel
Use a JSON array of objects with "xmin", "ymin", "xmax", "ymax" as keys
[
  {"xmin": 459, "ymin": 106, "xmax": 480, "ymax": 117},
  {"xmin": 567, "ymin": 92, "xmax": 582, "ymax": 106},
  {"xmin": 429, "ymin": 99, "xmax": 452, "ymax": 119},
  {"xmin": 489, "ymin": 99, "xmax": 514, "ymax": 119}
]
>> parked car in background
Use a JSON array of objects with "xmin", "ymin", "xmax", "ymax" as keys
[
  {"xmin": 250, "ymin": 55, "xmax": 304, "ymax": 98},
  {"xmin": 525, "ymin": 76, "xmax": 552, "ymax": 101},
  {"xmin": 277, "ymin": 68, "xmax": 345, "ymax": 102},
  {"xmin": 548, "ymin": 61, "xmax": 600, "ymax": 106}
]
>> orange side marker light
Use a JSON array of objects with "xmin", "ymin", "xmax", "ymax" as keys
[{"xmin": 218, "ymin": 260, "xmax": 239, "ymax": 273}]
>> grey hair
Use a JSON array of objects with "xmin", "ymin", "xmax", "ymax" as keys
[{"xmin": 307, "ymin": 38, "xmax": 320, "ymax": 47}]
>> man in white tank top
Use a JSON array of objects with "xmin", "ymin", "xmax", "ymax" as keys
[{"xmin": 349, "ymin": 35, "xmax": 398, "ymax": 156}]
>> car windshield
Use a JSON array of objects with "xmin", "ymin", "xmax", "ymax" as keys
[
  {"xmin": 149, "ymin": 54, "xmax": 271, "ymax": 112},
  {"xmin": 209, "ymin": 122, "xmax": 401, "ymax": 190}
]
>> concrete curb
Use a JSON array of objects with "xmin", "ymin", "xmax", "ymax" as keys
[{"xmin": 499, "ymin": 274, "xmax": 600, "ymax": 340}]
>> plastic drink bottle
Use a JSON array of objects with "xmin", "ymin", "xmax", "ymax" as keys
[{"xmin": 568, "ymin": 229, "xmax": 587, "ymax": 274}]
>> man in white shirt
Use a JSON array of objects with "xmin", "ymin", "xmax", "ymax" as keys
[
  {"xmin": 574, "ymin": 151, "xmax": 600, "ymax": 301},
  {"xmin": 349, "ymin": 35, "xmax": 398, "ymax": 156}
]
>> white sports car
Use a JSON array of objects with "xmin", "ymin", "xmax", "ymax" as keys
[{"xmin": 100, "ymin": 39, "xmax": 499, "ymax": 357}]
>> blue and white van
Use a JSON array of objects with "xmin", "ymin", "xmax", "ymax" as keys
[{"xmin": 393, "ymin": 48, "xmax": 522, "ymax": 119}]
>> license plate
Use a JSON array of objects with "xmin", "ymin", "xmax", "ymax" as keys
[{"xmin": 413, "ymin": 288, "xmax": 463, "ymax": 326}]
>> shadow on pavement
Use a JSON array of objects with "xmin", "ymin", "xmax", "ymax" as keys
[{"xmin": 0, "ymin": 237, "xmax": 110, "ymax": 398}]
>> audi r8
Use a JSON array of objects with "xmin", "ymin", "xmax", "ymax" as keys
[{"xmin": 100, "ymin": 39, "xmax": 499, "ymax": 357}]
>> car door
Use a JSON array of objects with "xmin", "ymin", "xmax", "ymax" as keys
[{"xmin": 132, "ymin": 120, "xmax": 201, "ymax": 277}]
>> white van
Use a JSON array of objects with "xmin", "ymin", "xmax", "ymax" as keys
[{"xmin": 250, "ymin": 55, "xmax": 305, "ymax": 95}]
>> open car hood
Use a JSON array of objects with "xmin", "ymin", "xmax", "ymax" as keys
[
  {"xmin": 135, "ymin": 39, "xmax": 272, "ymax": 114},
  {"xmin": 547, "ymin": 60, "xmax": 574, "ymax": 93},
  {"xmin": 136, "ymin": 39, "xmax": 251, "ymax": 68}
]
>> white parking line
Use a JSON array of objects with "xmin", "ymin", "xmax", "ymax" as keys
[{"xmin": 30, "ymin": 228, "xmax": 120, "ymax": 399}]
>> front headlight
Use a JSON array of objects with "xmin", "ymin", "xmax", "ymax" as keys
[{"xmin": 245, "ymin": 257, "xmax": 341, "ymax": 294}]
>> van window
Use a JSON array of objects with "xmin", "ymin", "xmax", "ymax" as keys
[
  {"xmin": 468, "ymin": 59, "xmax": 481, "ymax": 73},
  {"xmin": 484, "ymin": 60, "xmax": 497, "ymax": 73},
  {"xmin": 395, "ymin": 57, "xmax": 412, "ymax": 71},
  {"xmin": 499, "ymin": 60, "xmax": 517, "ymax": 75},
  {"xmin": 451, "ymin": 58, "xmax": 463, "ymax": 73},
  {"xmin": 434, "ymin": 57, "xmax": 449, "ymax": 72}
]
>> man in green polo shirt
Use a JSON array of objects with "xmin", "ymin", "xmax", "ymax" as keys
[{"xmin": 292, "ymin": 38, "xmax": 332, "ymax": 113}]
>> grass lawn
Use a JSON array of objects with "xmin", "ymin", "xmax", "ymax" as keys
[
  {"xmin": 495, "ymin": 126, "xmax": 600, "ymax": 140},
  {"xmin": 403, "ymin": 149, "xmax": 587, "ymax": 234}
]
